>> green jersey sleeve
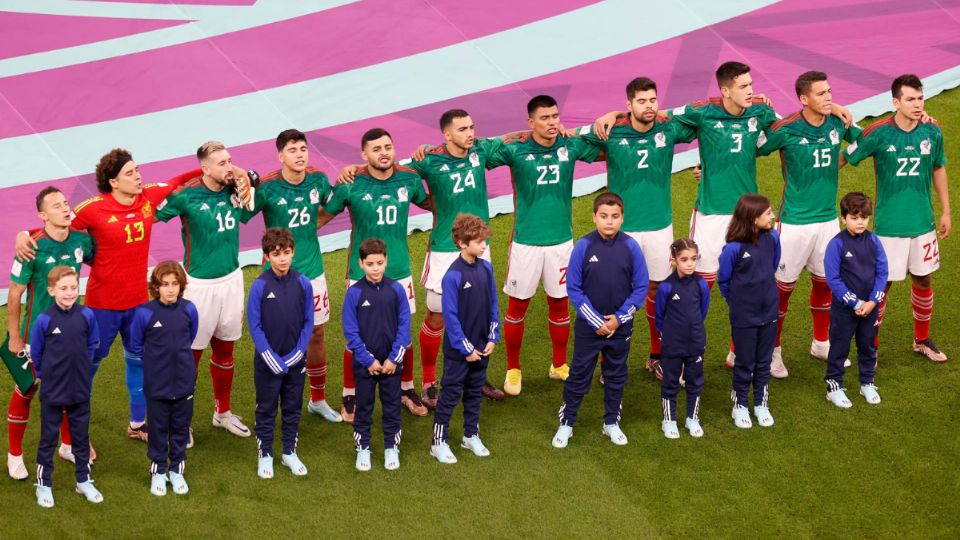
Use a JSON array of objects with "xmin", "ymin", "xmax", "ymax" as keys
[
  {"xmin": 668, "ymin": 102, "xmax": 702, "ymax": 130},
  {"xmin": 756, "ymin": 125, "xmax": 787, "ymax": 157},
  {"xmin": 410, "ymin": 176, "xmax": 428, "ymax": 205},
  {"xmin": 155, "ymin": 190, "xmax": 184, "ymax": 222},
  {"xmin": 666, "ymin": 119, "xmax": 697, "ymax": 144},
  {"xmin": 406, "ymin": 157, "xmax": 428, "ymax": 177},
  {"xmin": 485, "ymin": 140, "xmax": 512, "ymax": 169},
  {"xmin": 844, "ymin": 123, "xmax": 862, "ymax": 143},
  {"xmin": 478, "ymin": 137, "xmax": 505, "ymax": 169},
  {"xmin": 933, "ymin": 129, "xmax": 947, "ymax": 167},
  {"xmin": 325, "ymin": 183, "xmax": 350, "ymax": 215},
  {"xmin": 568, "ymin": 135, "xmax": 601, "ymax": 163},
  {"xmin": 844, "ymin": 131, "xmax": 878, "ymax": 166},
  {"xmin": 239, "ymin": 184, "xmax": 267, "ymax": 224},
  {"xmin": 9, "ymin": 256, "xmax": 34, "ymax": 287}
]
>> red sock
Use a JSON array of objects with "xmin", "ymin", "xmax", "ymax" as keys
[
  {"xmin": 342, "ymin": 350, "xmax": 355, "ymax": 391},
  {"xmin": 874, "ymin": 297, "xmax": 888, "ymax": 348},
  {"xmin": 7, "ymin": 385, "xmax": 36, "ymax": 456},
  {"xmin": 547, "ymin": 296, "xmax": 570, "ymax": 368},
  {"xmin": 504, "ymin": 296, "xmax": 531, "ymax": 371},
  {"xmin": 810, "ymin": 275, "xmax": 832, "ymax": 342},
  {"xmin": 912, "ymin": 284, "xmax": 934, "ymax": 342},
  {"xmin": 306, "ymin": 363, "xmax": 327, "ymax": 403},
  {"xmin": 192, "ymin": 349, "xmax": 203, "ymax": 372},
  {"xmin": 419, "ymin": 318, "xmax": 443, "ymax": 386},
  {"xmin": 60, "ymin": 414, "xmax": 71, "ymax": 446},
  {"xmin": 401, "ymin": 347, "xmax": 415, "ymax": 383},
  {"xmin": 775, "ymin": 280, "xmax": 796, "ymax": 347},
  {"xmin": 697, "ymin": 271, "xmax": 716, "ymax": 290},
  {"xmin": 645, "ymin": 290, "xmax": 660, "ymax": 357},
  {"xmin": 209, "ymin": 338, "xmax": 235, "ymax": 414}
]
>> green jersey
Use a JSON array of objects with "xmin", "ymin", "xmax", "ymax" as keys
[
  {"xmin": 325, "ymin": 165, "xmax": 428, "ymax": 280},
  {"xmin": 155, "ymin": 176, "xmax": 240, "ymax": 279},
  {"xmin": 487, "ymin": 133, "xmax": 601, "ymax": 245},
  {"xmin": 758, "ymin": 112, "xmax": 860, "ymax": 225},
  {"xmin": 670, "ymin": 98, "xmax": 778, "ymax": 215},
  {"xmin": 408, "ymin": 138, "xmax": 502, "ymax": 252},
  {"xmin": 9, "ymin": 229, "xmax": 93, "ymax": 339},
  {"xmin": 845, "ymin": 118, "xmax": 947, "ymax": 237},
  {"xmin": 241, "ymin": 168, "xmax": 332, "ymax": 278},
  {"xmin": 581, "ymin": 116, "xmax": 696, "ymax": 232}
]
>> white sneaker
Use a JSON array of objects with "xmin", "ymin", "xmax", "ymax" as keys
[
  {"xmin": 460, "ymin": 435, "xmax": 490, "ymax": 457},
  {"xmin": 7, "ymin": 453, "xmax": 27, "ymax": 480},
  {"xmin": 810, "ymin": 339, "xmax": 830, "ymax": 360},
  {"xmin": 685, "ymin": 418, "xmax": 704, "ymax": 438},
  {"xmin": 732, "ymin": 406, "xmax": 752, "ymax": 429},
  {"xmin": 552, "ymin": 425, "xmax": 573, "ymax": 448},
  {"xmin": 213, "ymin": 411, "xmax": 251, "ymax": 438},
  {"xmin": 770, "ymin": 346, "xmax": 788, "ymax": 379},
  {"xmin": 860, "ymin": 384, "xmax": 882, "ymax": 404},
  {"xmin": 150, "ymin": 473, "xmax": 167, "ymax": 496},
  {"xmin": 281, "ymin": 453, "xmax": 308, "ymax": 476},
  {"xmin": 355, "ymin": 449, "xmax": 372, "ymax": 472},
  {"xmin": 661, "ymin": 421, "xmax": 680, "ymax": 439},
  {"xmin": 430, "ymin": 443, "xmax": 458, "ymax": 464},
  {"xmin": 307, "ymin": 400, "xmax": 343, "ymax": 423},
  {"xmin": 826, "ymin": 389, "xmax": 853, "ymax": 409},
  {"xmin": 384, "ymin": 448, "xmax": 400, "ymax": 470},
  {"xmin": 36, "ymin": 485, "xmax": 54, "ymax": 508},
  {"xmin": 168, "ymin": 472, "xmax": 189, "ymax": 495},
  {"xmin": 754, "ymin": 406, "xmax": 775, "ymax": 427},
  {"xmin": 602, "ymin": 423, "xmax": 628, "ymax": 446},
  {"xmin": 257, "ymin": 456, "xmax": 274, "ymax": 479}
]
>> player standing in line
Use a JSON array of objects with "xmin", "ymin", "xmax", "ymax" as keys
[
  {"xmin": 240, "ymin": 129, "xmax": 342, "ymax": 422},
  {"xmin": 845, "ymin": 74, "xmax": 951, "ymax": 362},
  {"xmin": 756, "ymin": 71, "xmax": 862, "ymax": 378},
  {"xmin": 487, "ymin": 95, "xmax": 603, "ymax": 396},
  {"xmin": 319, "ymin": 128, "xmax": 434, "ymax": 422},
  {"xmin": 5, "ymin": 187, "xmax": 94, "ymax": 479},
  {"xmin": 580, "ymin": 77, "xmax": 696, "ymax": 381},
  {"xmin": 155, "ymin": 141, "xmax": 254, "ymax": 439}
]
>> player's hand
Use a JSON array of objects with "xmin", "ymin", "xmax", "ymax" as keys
[
  {"xmin": 938, "ymin": 213, "xmax": 951, "ymax": 240},
  {"xmin": 920, "ymin": 112, "xmax": 937, "ymax": 124},
  {"xmin": 856, "ymin": 300, "xmax": 876, "ymax": 317},
  {"xmin": 831, "ymin": 103, "xmax": 853, "ymax": 128},
  {"xmin": 754, "ymin": 93, "xmax": 774, "ymax": 108},
  {"xmin": 602, "ymin": 315, "xmax": 621, "ymax": 336},
  {"xmin": 465, "ymin": 350, "xmax": 482, "ymax": 362},
  {"xmin": 693, "ymin": 164, "xmax": 702, "ymax": 182},
  {"xmin": 337, "ymin": 165, "xmax": 360, "ymax": 185},
  {"xmin": 592, "ymin": 111, "xmax": 622, "ymax": 141},
  {"xmin": 411, "ymin": 144, "xmax": 430, "ymax": 162},
  {"xmin": 380, "ymin": 359, "xmax": 397, "ymax": 375},
  {"xmin": 8, "ymin": 334, "xmax": 24, "ymax": 355},
  {"xmin": 481, "ymin": 342, "xmax": 496, "ymax": 356},
  {"xmin": 558, "ymin": 123, "xmax": 577, "ymax": 138},
  {"xmin": 368, "ymin": 360, "xmax": 383, "ymax": 375},
  {"xmin": 15, "ymin": 231, "xmax": 37, "ymax": 261},
  {"xmin": 232, "ymin": 167, "xmax": 255, "ymax": 209}
]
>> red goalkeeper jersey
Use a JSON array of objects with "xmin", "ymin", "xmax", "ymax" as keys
[{"xmin": 70, "ymin": 170, "xmax": 200, "ymax": 310}]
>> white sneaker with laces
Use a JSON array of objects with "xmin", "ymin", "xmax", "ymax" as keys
[
  {"xmin": 770, "ymin": 346, "xmax": 788, "ymax": 379},
  {"xmin": 150, "ymin": 473, "xmax": 167, "ymax": 496},
  {"xmin": 257, "ymin": 456, "xmax": 274, "ymax": 479},
  {"xmin": 356, "ymin": 449, "xmax": 372, "ymax": 472},
  {"xmin": 213, "ymin": 411, "xmax": 251, "ymax": 438},
  {"xmin": 460, "ymin": 435, "xmax": 490, "ymax": 457},
  {"xmin": 281, "ymin": 453, "xmax": 308, "ymax": 476},
  {"xmin": 860, "ymin": 384, "xmax": 882, "ymax": 404},
  {"xmin": 7, "ymin": 453, "xmax": 27, "ymax": 480},
  {"xmin": 552, "ymin": 425, "xmax": 573, "ymax": 448},
  {"xmin": 661, "ymin": 421, "xmax": 680, "ymax": 439},
  {"xmin": 826, "ymin": 389, "xmax": 853, "ymax": 409}
]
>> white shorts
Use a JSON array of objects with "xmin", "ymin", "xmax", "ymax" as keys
[
  {"xmin": 310, "ymin": 274, "xmax": 330, "ymax": 326},
  {"xmin": 348, "ymin": 275, "xmax": 417, "ymax": 314},
  {"xmin": 503, "ymin": 240, "xmax": 572, "ymax": 300},
  {"xmin": 420, "ymin": 245, "xmax": 492, "ymax": 293},
  {"xmin": 626, "ymin": 225, "xmax": 674, "ymax": 282},
  {"xmin": 878, "ymin": 231, "xmax": 940, "ymax": 282},
  {"xmin": 775, "ymin": 220, "xmax": 839, "ymax": 282},
  {"xmin": 183, "ymin": 267, "xmax": 244, "ymax": 349},
  {"xmin": 689, "ymin": 210, "xmax": 732, "ymax": 274}
]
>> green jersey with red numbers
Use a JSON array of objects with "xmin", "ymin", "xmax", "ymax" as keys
[
  {"xmin": 241, "ymin": 168, "xmax": 332, "ymax": 279},
  {"xmin": 581, "ymin": 115, "xmax": 696, "ymax": 232},
  {"xmin": 845, "ymin": 117, "xmax": 947, "ymax": 237},
  {"xmin": 324, "ymin": 165, "xmax": 428, "ymax": 280},
  {"xmin": 758, "ymin": 112, "xmax": 861, "ymax": 225},
  {"xmin": 670, "ymin": 98, "xmax": 778, "ymax": 215},
  {"xmin": 487, "ymin": 133, "xmax": 601, "ymax": 245},
  {"xmin": 407, "ymin": 137, "xmax": 502, "ymax": 252},
  {"xmin": 156, "ymin": 176, "xmax": 240, "ymax": 279}
]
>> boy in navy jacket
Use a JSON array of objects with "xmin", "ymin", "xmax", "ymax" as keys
[
  {"xmin": 430, "ymin": 214, "xmax": 499, "ymax": 464},
  {"xmin": 553, "ymin": 193, "xmax": 648, "ymax": 449},
  {"xmin": 30, "ymin": 266, "xmax": 101, "ymax": 508},
  {"xmin": 247, "ymin": 228, "xmax": 313, "ymax": 479},
  {"xmin": 823, "ymin": 192, "xmax": 888, "ymax": 407},
  {"xmin": 342, "ymin": 238, "xmax": 411, "ymax": 472},
  {"xmin": 129, "ymin": 261, "xmax": 199, "ymax": 496}
]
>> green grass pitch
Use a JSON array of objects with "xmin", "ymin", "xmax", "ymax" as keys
[{"xmin": 1, "ymin": 91, "xmax": 958, "ymax": 538}]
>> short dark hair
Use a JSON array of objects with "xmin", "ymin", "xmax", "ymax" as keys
[
  {"xmin": 892, "ymin": 74, "xmax": 923, "ymax": 99},
  {"xmin": 795, "ymin": 71, "xmax": 828, "ymax": 99},
  {"xmin": 715, "ymin": 61, "xmax": 751, "ymax": 88},
  {"xmin": 94, "ymin": 148, "xmax": 133, "ymax": 194},
  {"xmin": 35, "ymin": 186, "xmax": 62, "ymax": 212},
  {"xmin": 670, "ymin": 238, "xmax": 699, "ymax": 258},
  {"xmin": 726, "ymin": 193, "xmax": 771, "ymax": 244},
  {"xmin": 359, "ymin": 238, "xmax": 387, "ymax": 260},
  {"xmin": 149, "ymin": 261, "xmax": 187, "ymax": 300},
  {"xmin": 626, "ymin": 77, "xmax": 657, "ymax": 99},
  {"xmin": 593, "ymin": 192, "xmax": 624, "ymax": 213},
  {"xmin": 262, "ymin": 227, "xmax": 295, "ymax": 254},
  {"xmin": 527, "ymin": 95, "xmax": 558, "ymax": 117},
  {"xmin": 451, "ymin": 213, "xmax": 490, "ymax": 247},
  {"xmin": 276, "ymin": 129, "xmax": 307, "ymax": 152},
  {"xmin": 840, "ymin": 192, "xmax": 873, "ymax": 218},
  {"xmin": 439, "ymin": 109, "xmax": 470, "ymax": 131},
  {"xmin": 361, "ymin": 128, "xmax": 392, "ymax": 149}
]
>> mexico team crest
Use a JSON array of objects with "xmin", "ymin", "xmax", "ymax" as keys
[
  {"xmin": 397, "ymin": 186, "xmax": 408, "ymax": 202},
  {"xmin": 920, "ymin": 139, "xmax": 931, "ymax": 155},
  {"xmin": 829, "ymin": 129, "xmax": 840, "ymax": 145},
  {"xmin": 557, "ymin": 147, "xmax": 569, "ymax": 162},
  {"xmin": 469, "ymin": 152, "xmax": 480, "ymax": 167},
  {"xmin": 747, "ymin": 117, "xmax": 758, "ymax": 132},
  {"xmin": 310, "ymin": 188, "xmax": 320, "ymax": 204},
  {"xmin": 655, "ymin": 132, "xmax": 666, "ymax": 148}
]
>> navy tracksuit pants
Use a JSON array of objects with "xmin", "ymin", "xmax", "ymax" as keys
[
  {"xmin": 826, "ymin": 307, "xmax": 878, "ymax": 389},
  {"xmin": 147, "ymin": 396, "xmax": 194, "ymax": 475},
  {"xmin": 432, "ymin": 356, "xmax": 488, "ymax": 445},
  {"xmin": 36, "ymin": 400, "xmax": 91, "ymax": 487},
  {"xmin": 560, "ymin": 331, "xmax": 631, "ymax": 427},
  {"xmin": 254, "ymin": 361, "xmax": 305, "ymax": 458},
  {"xmin": 353, "ymin": 362, "xmax": 402, "ymax": 451},
  {"xmin": 731, "ymin": 321, "xmax": 776, "ymax": 408},
  {"xmin": 660, "ymin": 355, "xmax": 704, "ymax": 421}
]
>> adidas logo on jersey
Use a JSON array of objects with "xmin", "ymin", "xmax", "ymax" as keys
[
  {"xmin": 887, "ymin": 145, "xmax": 897, "ymax": 152},
  {"xmin": 440, "ymin": 164, "xmax": 450, "ymax": 171},
  {"xmin": 362, "ymin": 194, "xmax": 373, "ymax": 201},
  {"xmin": 200, "ymin": 203, "xmax": 210, "ymax": 211},
  {"xmin": 742, "ymin": 252, "xmax": 751, "ymax": 259},
  {"xmin": 619, "ymin": 139, "xmax": 629, "ymax": 146},
  {"xmin": 108, "ymin": 216, "xmax": 118, "ymax": 223},
  {"xmin": 463, "ymin": 281, "xmax": 472, "ymax": 289},
  {"xmin": 52, "ymin": 327, "xmax": 61, "ymax": 334},
  {"xmin": 589, "ymin": 255, "xmax": 599, "ymax": 263},
  {"xmin": 45, "ymin": 256, "xmax": 56, "ymax": 264},
  {"xmin": 714, "ymin": 121, "xmax": 724, "ymax": 129},
  {"xmin": 525, "ymin": 154, "xmax": 536, "ymax": 161},
  {"xmin": 799, "ymin": 138, "xmax": 809, "ymax": 145},
  {"xmin": 361, "ymin": 300, "xmax": 371, "ymax": 307},
  {"xmin": 267, "ymin": 292, "xmax": 276, "ymax": 299},
  {"xmin": 671, "ymin": 293, "xmax": 680, "ymax": 300},
  {"xmin": 153, "ymin": 321, "xmax": 163, "ymax": 328},
  {"xmin": 277, "ymin": 198, "xmax": 288, "ymax": 205},
  {"xmin": 845, "ymin": 251, "xmax": 854, "ymax": 258}
]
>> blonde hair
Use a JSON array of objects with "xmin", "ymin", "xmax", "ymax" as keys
[
  {"xmin": 197, "ymin": 141, "xmax": 226, "ymax": 161},
  {"xmin": 46, "ymin": 266, "xmax": 78, "ymax": 288}
]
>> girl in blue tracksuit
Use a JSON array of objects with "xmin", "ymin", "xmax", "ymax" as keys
[
  {"xmin": 129, "ymin": 261, "xmax": 199, "ymax": 497},
  {"xmin": 718, "ymin": 194, "xmax": 780, "ymax": 430},
  {"xmin": 655, "ymin": 238, "xmax": 709, "ymax": 439}
]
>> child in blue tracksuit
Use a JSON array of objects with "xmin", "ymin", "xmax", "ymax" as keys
[
  {"xmin": 247, "ymin": 228, "xmax": 313, "ymax": 479},
  {"xmin": 553, "ymin": 193, "xmax": 648, "ymax": 449},
  {"xmin": 129, "ymin": 261, "xmax": 199, "ymax": 496},
  {"xmin": 655, "ymin": 238, "xmax": 710, "ymax": 439},
  {"xmin": 342, "ymin": 238, "xmax": 411, "ymax": 472},
  {"xmin": 30, "ymin": 266, "xmax": 101, "ymax": 508},
  {"xmin": 718, "ymin": 194, "xmax": 780, "ymax": 430},
  {"xmin": 823, "ymin": 192, "xmax": 888, "ymax": 408},
  {"xmin": 430, "ymin": 214, "xmax": 500, "ymax": 464}
]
